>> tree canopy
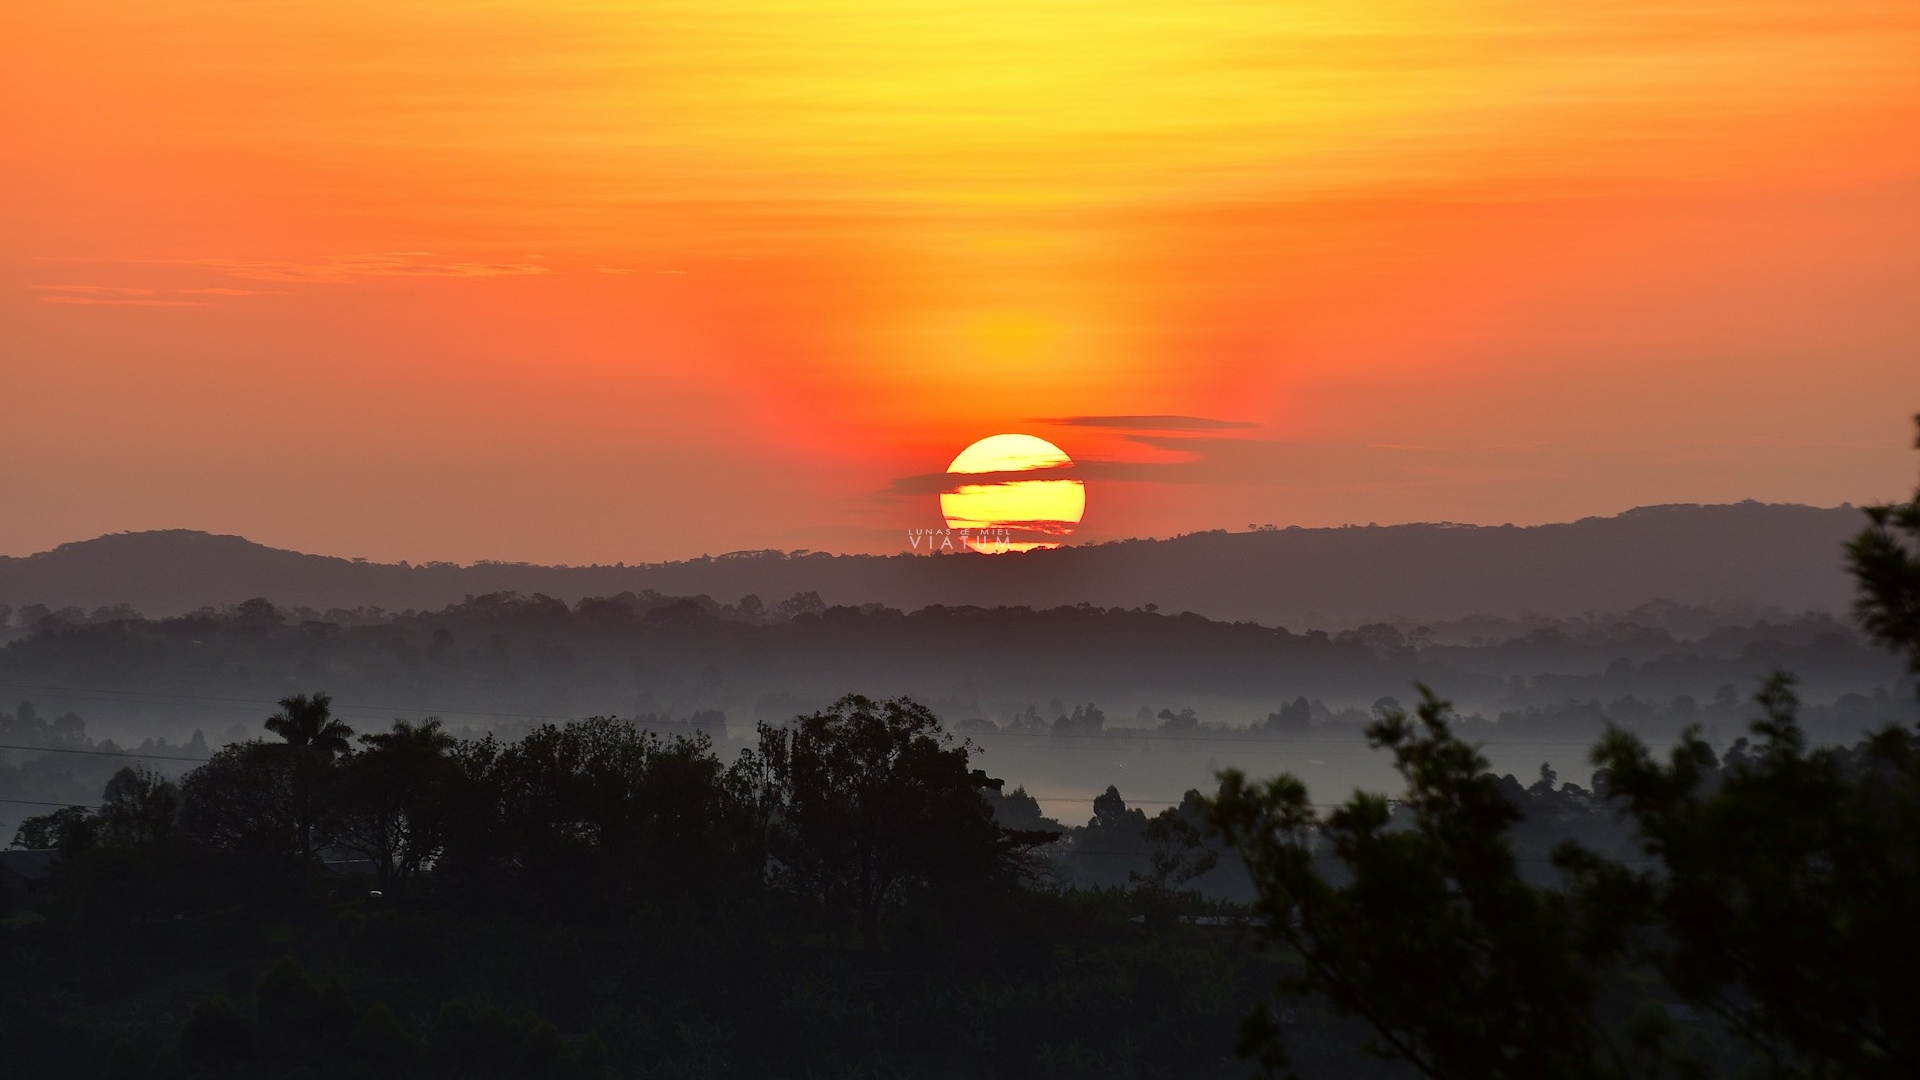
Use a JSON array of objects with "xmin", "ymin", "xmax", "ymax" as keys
[{"xmin": 754, "ymin": 693, "xmax": 1044, "ymax": 949}]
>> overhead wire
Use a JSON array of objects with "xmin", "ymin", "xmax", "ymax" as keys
[{"xmin": 0, "ymin": 742, "xmax": 208, "ymax": 763}]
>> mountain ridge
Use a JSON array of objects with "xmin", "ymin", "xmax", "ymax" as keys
[{"xmin": 0, "ymin": 502, "xmax": 1865, "ymax": 625}]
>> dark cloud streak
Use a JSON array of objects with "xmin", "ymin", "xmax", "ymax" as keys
[
  {"xmin": 1033, "ymin": 415, "xmax": 1258, "ymax": 431},
  {"xmin": 885, "ymin": 466, "xmax": 1085, "ymax": 498},
  {"xmin": 878, "ymin": 436, "xmax": 1457, "ymax": 502}
]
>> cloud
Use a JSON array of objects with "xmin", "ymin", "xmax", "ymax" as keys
[
  {"xmin": 159, "ymin": 253, "xmax": 552, "ymax": 283},
  {"xmin": 1098, "ymin": 435, "xmax": 1603, "ymax": 489},
  {"xmin": 35, "ymin": 285, "xmax": 161, "ymax": 296},
  {"xmin": 884, "ymin": 464, "xmax": 1083, "ymax": 498},
  {"xmin": 33, "ymin": 283, "xmax": 285, "ymax": 306},
  {"xmin": 1033, "ymin": 415, "xmax": 1258, "ymax": 431},
  {"xmin": 34, "ymin": 285, "xmax": 190, "ymax": 307},
  {"xmin": 1110, "ymin": 435, "xmax": 1428, "ymax": 487},
  {"xmin": 878, "ymin": 436, "xmax": 1472, "ymax": 501},
  {"xmin": 39, "ymin": 296, "xmax": 207, "ymax": 307}
]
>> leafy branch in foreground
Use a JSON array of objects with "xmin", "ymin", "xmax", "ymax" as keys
[
  {"xmin": 1847, "ymin": 413, "xmax": 1920, "ymax": 680},
  {"xmin": 1212, "ymin": 677, "xmax": 1920, "ymax": 1080},
  {"xmin": 1209, "ymin": 688, "xmax": 1653, "ymax": 1080},
  {"xmin": 1579, "ymin": 674, "xmax": 1919, "ymax": 1079}
]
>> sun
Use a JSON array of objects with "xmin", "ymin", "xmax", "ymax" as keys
[{"xmin": 940, "ymin": 434, "xmax": 1086, "ymax": 552}]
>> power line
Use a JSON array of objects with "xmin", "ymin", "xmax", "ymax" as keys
[
  {"xmin": 0, "ymin": 742, "xmax": 207, "ymax": 763},
  {"xmin": 0, "ymin": 797, "xmax": 103, "ymax": 810},
  {"xmin": 1017, "ymin": 793, "xmax": 1348, "ymax": 809},
  {"xmin": 940, "ymin": 722, "xmax": 1614, "ymax": 748},
  {"xmin": 1037, "ymin": 848, "xmax": 1661, "ymax": 864},
  {"xmin": 0, "ymin": 681, "xmax": 633, "ymax": 726},
  {"xmin": 0, "ymin": 682, "xmax": 264, "ymax": 706}
]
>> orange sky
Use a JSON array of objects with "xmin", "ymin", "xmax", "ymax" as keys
[{"xmin": 4, "ymin": 1, "xmax": 1919, "ymax": 564}]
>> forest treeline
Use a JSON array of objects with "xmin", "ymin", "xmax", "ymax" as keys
[
  {"xmin": 8, "ymin": 666, "xmax": 1915, "ymax": 1078},
  {"xmin": 0, "ymin": 587, "xmax": 1904, "ymax": 754},
  {"xmin": 4, "ymin": 690, "xmax": 1308, "ymax": 1079},
  {"xmin": 6, "ymin": 631, "xmax": 1910, "ymax": 856}
]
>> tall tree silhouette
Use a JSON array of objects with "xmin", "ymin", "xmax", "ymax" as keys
[
  {"xmin": 178, "ymin": 742, "xmax": 306, "ymax": 868},
  {"xmin": 264, "ymin": 691, "xmax": 353, "ymax": 863},
  {"xmin": 265, "ymin": 692, "xmax": 353, "ymax": 760},
  {"xmin": 333, "ymin": 718, "xmax": 460, "ymax": 891},
  {"xmin": 756, "ymin": 694, "xmax": 1011, "ymax": 950}
]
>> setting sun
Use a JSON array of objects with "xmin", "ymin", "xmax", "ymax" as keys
[{"xmin": 940, "ymin": 434, "xmax": 1086, "ymax": 552}]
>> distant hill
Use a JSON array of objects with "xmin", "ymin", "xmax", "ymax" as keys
[{"xmin": 0, "ymin": 502, "xmax": 1866, "ymax": 625}]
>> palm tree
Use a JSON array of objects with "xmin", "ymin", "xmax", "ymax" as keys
[
  {"xmin": 266, "ymin": 692, "xmax": 354, "ymax": 760},
  {"xmin": 359, "ymin": 717, "xmax": 455, "ymax": 757},
  {"xmin": 264, "ymin": 691, "xmax": 354, "ymax": 863}
]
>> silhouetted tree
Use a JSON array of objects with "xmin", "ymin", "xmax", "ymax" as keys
[
  {"xmin": 441, "ymin": 716, "xmax": 757, "ymax": 916},
  {"xmin": 1264, "ymin": 696, "xmax": 1313, "ymax": 735},
  {"xmin": 332, "ymin": 718, "xmax": 460, "ymax": 891},
  {"xmin": 1211, "ymin": 688, "xmax": 1633, "ymax": 1080},
  {"xmin": 1575, "ymin": 673, "xmax": 1918, "ymax": 1078},
  {"xmin": 265, "ymin": 691, "xmax": 353, "ymax": 759},
  {"xmin": 10, "ymin": 804, "xmax": 96, "ymax": 853},
  {"xmin": 1060, "ymin": 785, "xmax": 1154, "ymax": 889},
  {"xmin": 257, "ymin": 691, "xmax": 353, "ymax": 865},
  {"xmin": 1848, "ymin": 414, "xmax": 1920, "ymax": 679},
  {"xmin": 755, "ymin": 694, "xmax": 1012, "ymax": 950},
  {"xmin": 96, "ymin": 765, "xmax": 179, "ymax": 847},
  {"xmin": 1136, "ymin": 791, "xmax": 1219, "ymax": 895},
  {"xmin": 774, "ymin": 590, "xmax": 825, "ymax": 621},
  {"xmin": 178, "ymin": 741, "xmax": 306, "ymax": 868}
]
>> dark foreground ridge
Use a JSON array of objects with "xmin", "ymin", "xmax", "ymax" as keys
[{"xmin": 0, "ymin": 501, "xmax": 1862, "ymax": 624}]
